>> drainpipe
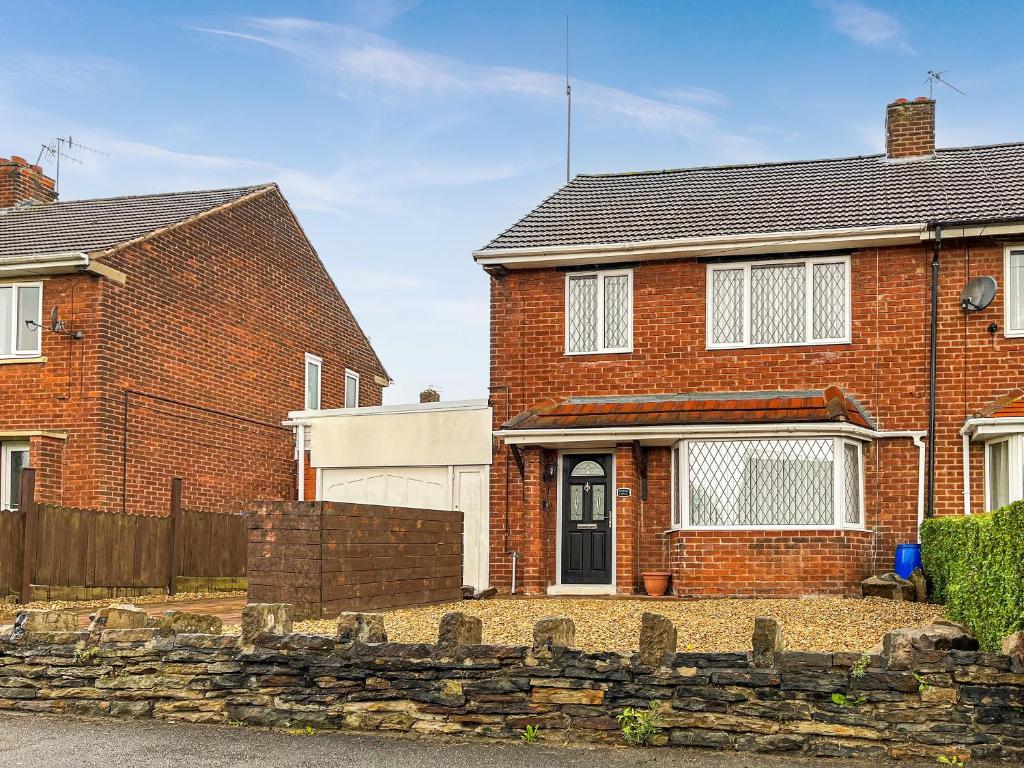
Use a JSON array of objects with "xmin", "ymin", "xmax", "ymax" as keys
[
  {"xmin": 962, "ymin": 433, "xmax": 972, "ymax": 516},
  {"xmin": 296, "ymin": 423, "xmax": 305, "ymax": 501},
  {"xmin": 925, "ymin": 222, "xmax": 942, "ymax": 519}
]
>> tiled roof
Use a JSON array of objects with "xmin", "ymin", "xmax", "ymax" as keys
[
  {"xmin": 503, "ymin": 388, "xmax": 874, "ymax": 431},
  {"xmin": 480, "ymin": 143, "xmax": 1024, "ymax": 251},
  {"xmin": 0, "ymin": 185, "xmax": 270, "ymax": 261},
  {"xmin": 974, "ymin": 389, "xmax": 1024, "ymax": 418}
]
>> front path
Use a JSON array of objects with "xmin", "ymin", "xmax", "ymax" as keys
[{"xmin": 0, "ymin": 714, "xmax": 957, "ymax": 768}]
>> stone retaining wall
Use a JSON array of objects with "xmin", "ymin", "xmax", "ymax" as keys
[{"xmin": 1, "ymin": 606, "xmax": 1022, "ymax": 762}]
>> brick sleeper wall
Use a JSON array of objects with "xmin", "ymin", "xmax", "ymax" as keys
[
  {"xmin": 247, "ymin": 500, "xmax": 464, "ymax": 618},
  {"xmin": 1, "ymin": 612, "xmax": 1022, "ymax": 762}
]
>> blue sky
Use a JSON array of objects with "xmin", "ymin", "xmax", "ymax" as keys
[{"xmin": 3, "ymin": 0, "xmax": 1023, "ymax": 403}]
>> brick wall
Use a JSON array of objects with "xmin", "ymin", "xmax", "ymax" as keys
[
  {"xmin": 489, "ymin": 237, "xmax": 1020, "ymax": 595},
  {"xmin": 1, "ymin": 186, "xmax": 387, "ymax": 515},
  {"xmin": 248, "ymin": 500, "xmax": 463, "ymax": 618}
]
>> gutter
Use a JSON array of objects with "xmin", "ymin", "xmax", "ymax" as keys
[
  {"xmin": 475, "ymin": 224, "xmax": 927, "ymax": 268},
  {"xmin": 0, "ymin": 251, "xmax": 127, "ymax": 283}
]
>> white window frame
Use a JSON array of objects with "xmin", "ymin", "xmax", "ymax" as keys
[
  {"xmin": 1, "ymin": 442, "xmax": 30, "ymax": 511},
  {"xmin": 705, "ymin": 256, "xmax": 851, "ymax": 350},
  {"xmin": 1003, "ymin": 245, "xmax": 1024, "ymax": 338},
  {"xmin": 984, "ymin": 435, "xmax": 1021, "ymax": 511},
  {"xmin": 564, "ymin": 269, "xmax": 633, "ymax": 355},
  {"xmin": 344, "ymin": 369, "xmax": 360, "ymax": 409},
  {"xmin": 673, "ymin": 435, "xmax": 866, "ymax": 531},
  {"xmin": 0, "ymin": 281, "xmax": 43, "ymax": 359},
  {"xmin": 304, "ymin": 353, "xmax": 322, "ymax": 411}
]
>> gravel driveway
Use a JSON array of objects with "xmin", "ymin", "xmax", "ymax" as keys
[{"xmin": 284, "ymin": 596, "xmax": 944, "ymax": 653}]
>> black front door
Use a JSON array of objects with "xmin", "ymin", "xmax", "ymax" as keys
[{"xmin": 561, "ymin": 454, "xmax": 612, "ymax": 585}]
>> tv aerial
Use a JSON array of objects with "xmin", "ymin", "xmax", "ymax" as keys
[
  {"xmin": 926, "ymin": 70, "xmax": 966, "ymax": 99},
  {"xmin": 36, "ymin": 136, "xmax": 108, "ymax": 194},
  {"xmin": 960, "ymin": 276, "xmax": 997, "ymax": 312}
]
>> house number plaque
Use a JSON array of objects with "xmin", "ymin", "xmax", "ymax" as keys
[{"xmin": 616, "ymin": 488, "xmax": 631, "ymax": 497}]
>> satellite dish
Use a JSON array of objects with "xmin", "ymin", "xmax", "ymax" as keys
[
  {"xmin": 961, "ymin": 276, "xmax": 997, "ymax": 312},
  {"xmin": 49, "ymin": 306, "xmax": 59, "ymax": 331}
]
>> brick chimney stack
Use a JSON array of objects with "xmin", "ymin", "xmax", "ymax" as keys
[
  {"xmin": 0, "ymin": 155, "xmax": 57, "ymax": 208},
  {"xmin": 419, "ymin": 387, "xmax": 440, "ymax": 404},
  {"xmin": 885, "ymin": 97, "xmax": 936, "ymax": 160}
]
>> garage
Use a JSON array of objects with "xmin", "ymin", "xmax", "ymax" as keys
[{"xmin": 287, "ymin": 399, "xmax": 492, "ymax": 589}]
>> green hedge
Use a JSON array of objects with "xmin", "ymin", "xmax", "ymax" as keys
[{"xmin": 920, "ymin": 503, "xmax": 1024, "ymax": 651}]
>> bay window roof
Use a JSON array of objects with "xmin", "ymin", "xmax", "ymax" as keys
[{"xmin": 503, "ymin": 388, "xmax": 875, "ymax": 431}]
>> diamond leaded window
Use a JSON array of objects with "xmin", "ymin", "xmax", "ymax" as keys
[
  {"xmin": 565, "ymin": 270, "xmax": 632, "ymax": 354},
  {"xmin": 677, "ymin": 437, "xmax": 863, "ymax": 529},
  {"xmin": 707, "ymin": 257, "xmax": 850, "ymax": 349}
]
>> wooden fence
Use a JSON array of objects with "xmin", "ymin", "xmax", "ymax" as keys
[{"xmin": 0, "ymin": 471, "xmax": 247, "ymax": 602}]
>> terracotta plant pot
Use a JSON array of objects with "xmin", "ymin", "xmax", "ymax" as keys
[{"xmin": 642, "ymin": 571, "xmax": 671, "ymax": 597}]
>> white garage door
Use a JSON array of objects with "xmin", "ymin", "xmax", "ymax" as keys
[
  {"xmin": 322, "ymin": 466, "xmax": 450, "ymax": 510},
  {"xmin": 320, "ymin": 465, "xmax": 489, "ymax": 589}
]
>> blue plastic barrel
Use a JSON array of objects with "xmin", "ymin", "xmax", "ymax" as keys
[{"xmin": 894, "ymin": 544, "xmax": 922, "ymax": 580}]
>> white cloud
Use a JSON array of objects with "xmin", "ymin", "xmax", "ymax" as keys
[
  {"xmin": 655, "ymin": 86, "xmax": 729, "ymax": 108},
  {"xmin": 193, "ymin": 17, "xmax": 734, "ymax": 141},
  {"xmin": 818, "ymin": 1, "xmax": 913, "ymax": 52}
]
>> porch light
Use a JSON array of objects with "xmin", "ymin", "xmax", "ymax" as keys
[{"xmin": 543, "ymin": 462, "xmax": 558, "ymax": 481}]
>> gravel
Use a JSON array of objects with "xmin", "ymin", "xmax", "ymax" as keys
[{"xmin": 285, "ymin": 597, "xmax": 945, "ymax": 653}]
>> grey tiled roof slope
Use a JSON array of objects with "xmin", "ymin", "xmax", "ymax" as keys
[
  {"xmin": 0, "ymin": 185, "xmax": 269, "ymax": 260},
  {"xmin": 480, "ymin": 143, "xmax": 1024, "ymax": 251}
]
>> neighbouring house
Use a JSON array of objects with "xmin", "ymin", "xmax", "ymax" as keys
[
  {"xmin": 476, "ymin": 97, "xmax": 1024, "ymax": 597},
  {"xmin": 0, "ymin": 155, "xmax": 388, "ymax": 516}
]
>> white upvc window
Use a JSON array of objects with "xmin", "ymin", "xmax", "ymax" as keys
[
  {"xmin": 565, "ymin": 269, "xmax": 633, "ymax": 355},
  {"xmin": 344, "ymin": 369, "xmax": 360, "ymax": 409},
  {"xmin": 1, "ymin": 442, "xmax": 29, "ymax": 511},
  {"xmin": 673, "ymin": 436, "xmax": 864, "ymax": 530},
  {"xmin": 0, "ymin": 282, "xmax": 43, "ymax": 358},
  {"xmin": 1003, "ymin": 246, "xmax": 1024, "ymax": 337},
  {"xmin": 706, "ymin": 256, "xmax": 851, "ymax": 349},
  {"xmin": 984, "ymin": 435, "xmax": 1021, "ymax": 511},
  {"xmin": 304, "ymin": 353, "xmax": 322, "ymax": 410}
]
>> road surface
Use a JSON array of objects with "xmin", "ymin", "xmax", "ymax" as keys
[{"xmin": 0, "ymin": 713, "xmax": 948, "ymax": 767}]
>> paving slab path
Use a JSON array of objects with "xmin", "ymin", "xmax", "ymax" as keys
[
  {"xmin": 72, "ymin": 595, "xmax": 246, "ymax": 627},
  {"xmin": 0, "ymin": 714, "xmax": 974, "ymax": 768}
]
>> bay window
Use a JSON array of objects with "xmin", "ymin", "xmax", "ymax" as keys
[
  {"xmin": 0, "ymin": 282, "xmax": 43, "ymax": 358},
  {"xmin": 565, "ymin": 269, "xmax": 632, "ymax": 354},
  {"xmin": 674, "ymin": 437, "xmax": 864, "ymax": 529},
  {"xmin": 707, "ymin": 257, "xmax": 850, "ymax": 349}
]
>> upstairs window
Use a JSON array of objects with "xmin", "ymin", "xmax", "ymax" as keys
[
  {"xmin": 707, "ymin": 257, "xmax": 850, "ymax": 349},
  {"xmin": 0, "ymin": 283, "xmax": 42, "ymax": 358},
  {"xmin": 1004, "ymin": 247, "xmax": 1024, "ymax": 337},
  {"xmin": 304, "ymin": 354, "xmax": 322, "ymax": 410},
  {"xmin": 565, "ymin": 269, "xmax": 632, "ymax": 354},
  {"xmin": 344, "ymin": 369, "xmax": 360, "ymax": 408}
]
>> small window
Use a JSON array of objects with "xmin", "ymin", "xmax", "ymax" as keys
[
  {"xmin": 1, "ymin": 442, "xmax": 29, "ymax": 511},
  {"xmin": 565, "ymin": 269, "xmax": 632, "ymax": 354},
  {"xmin": 304, "ymin": 354, "xmax": 322, "ymax": 410},
  {"xmin": 570, "ymin": 459, "xmax": 604, "ymax": 477},
  {"xmin": 986, "ymin": 438, "xmax": 1011, "ymax": 510},
  {"xmin": 1004, "ymin": 247, "xmax": 1024, "ymax": 337},
  {"xmin": 707, "ymin": 257, "xmax": 850, "ymax": 349},
  {"xmin": 344, "ymin": 369, "xmax": 360, "ymax": 408},
  {"xmin": 0, "ymin": 283, "xmax": 42, "ymax": 358}
]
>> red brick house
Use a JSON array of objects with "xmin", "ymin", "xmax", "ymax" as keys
[
  {"xmin": 0, "ymin": 155, "xmax": 388, "ymax": 515},
  {"xmin": 477, "ymin": 97, "xmax": 1024, "ymax": 597}
]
